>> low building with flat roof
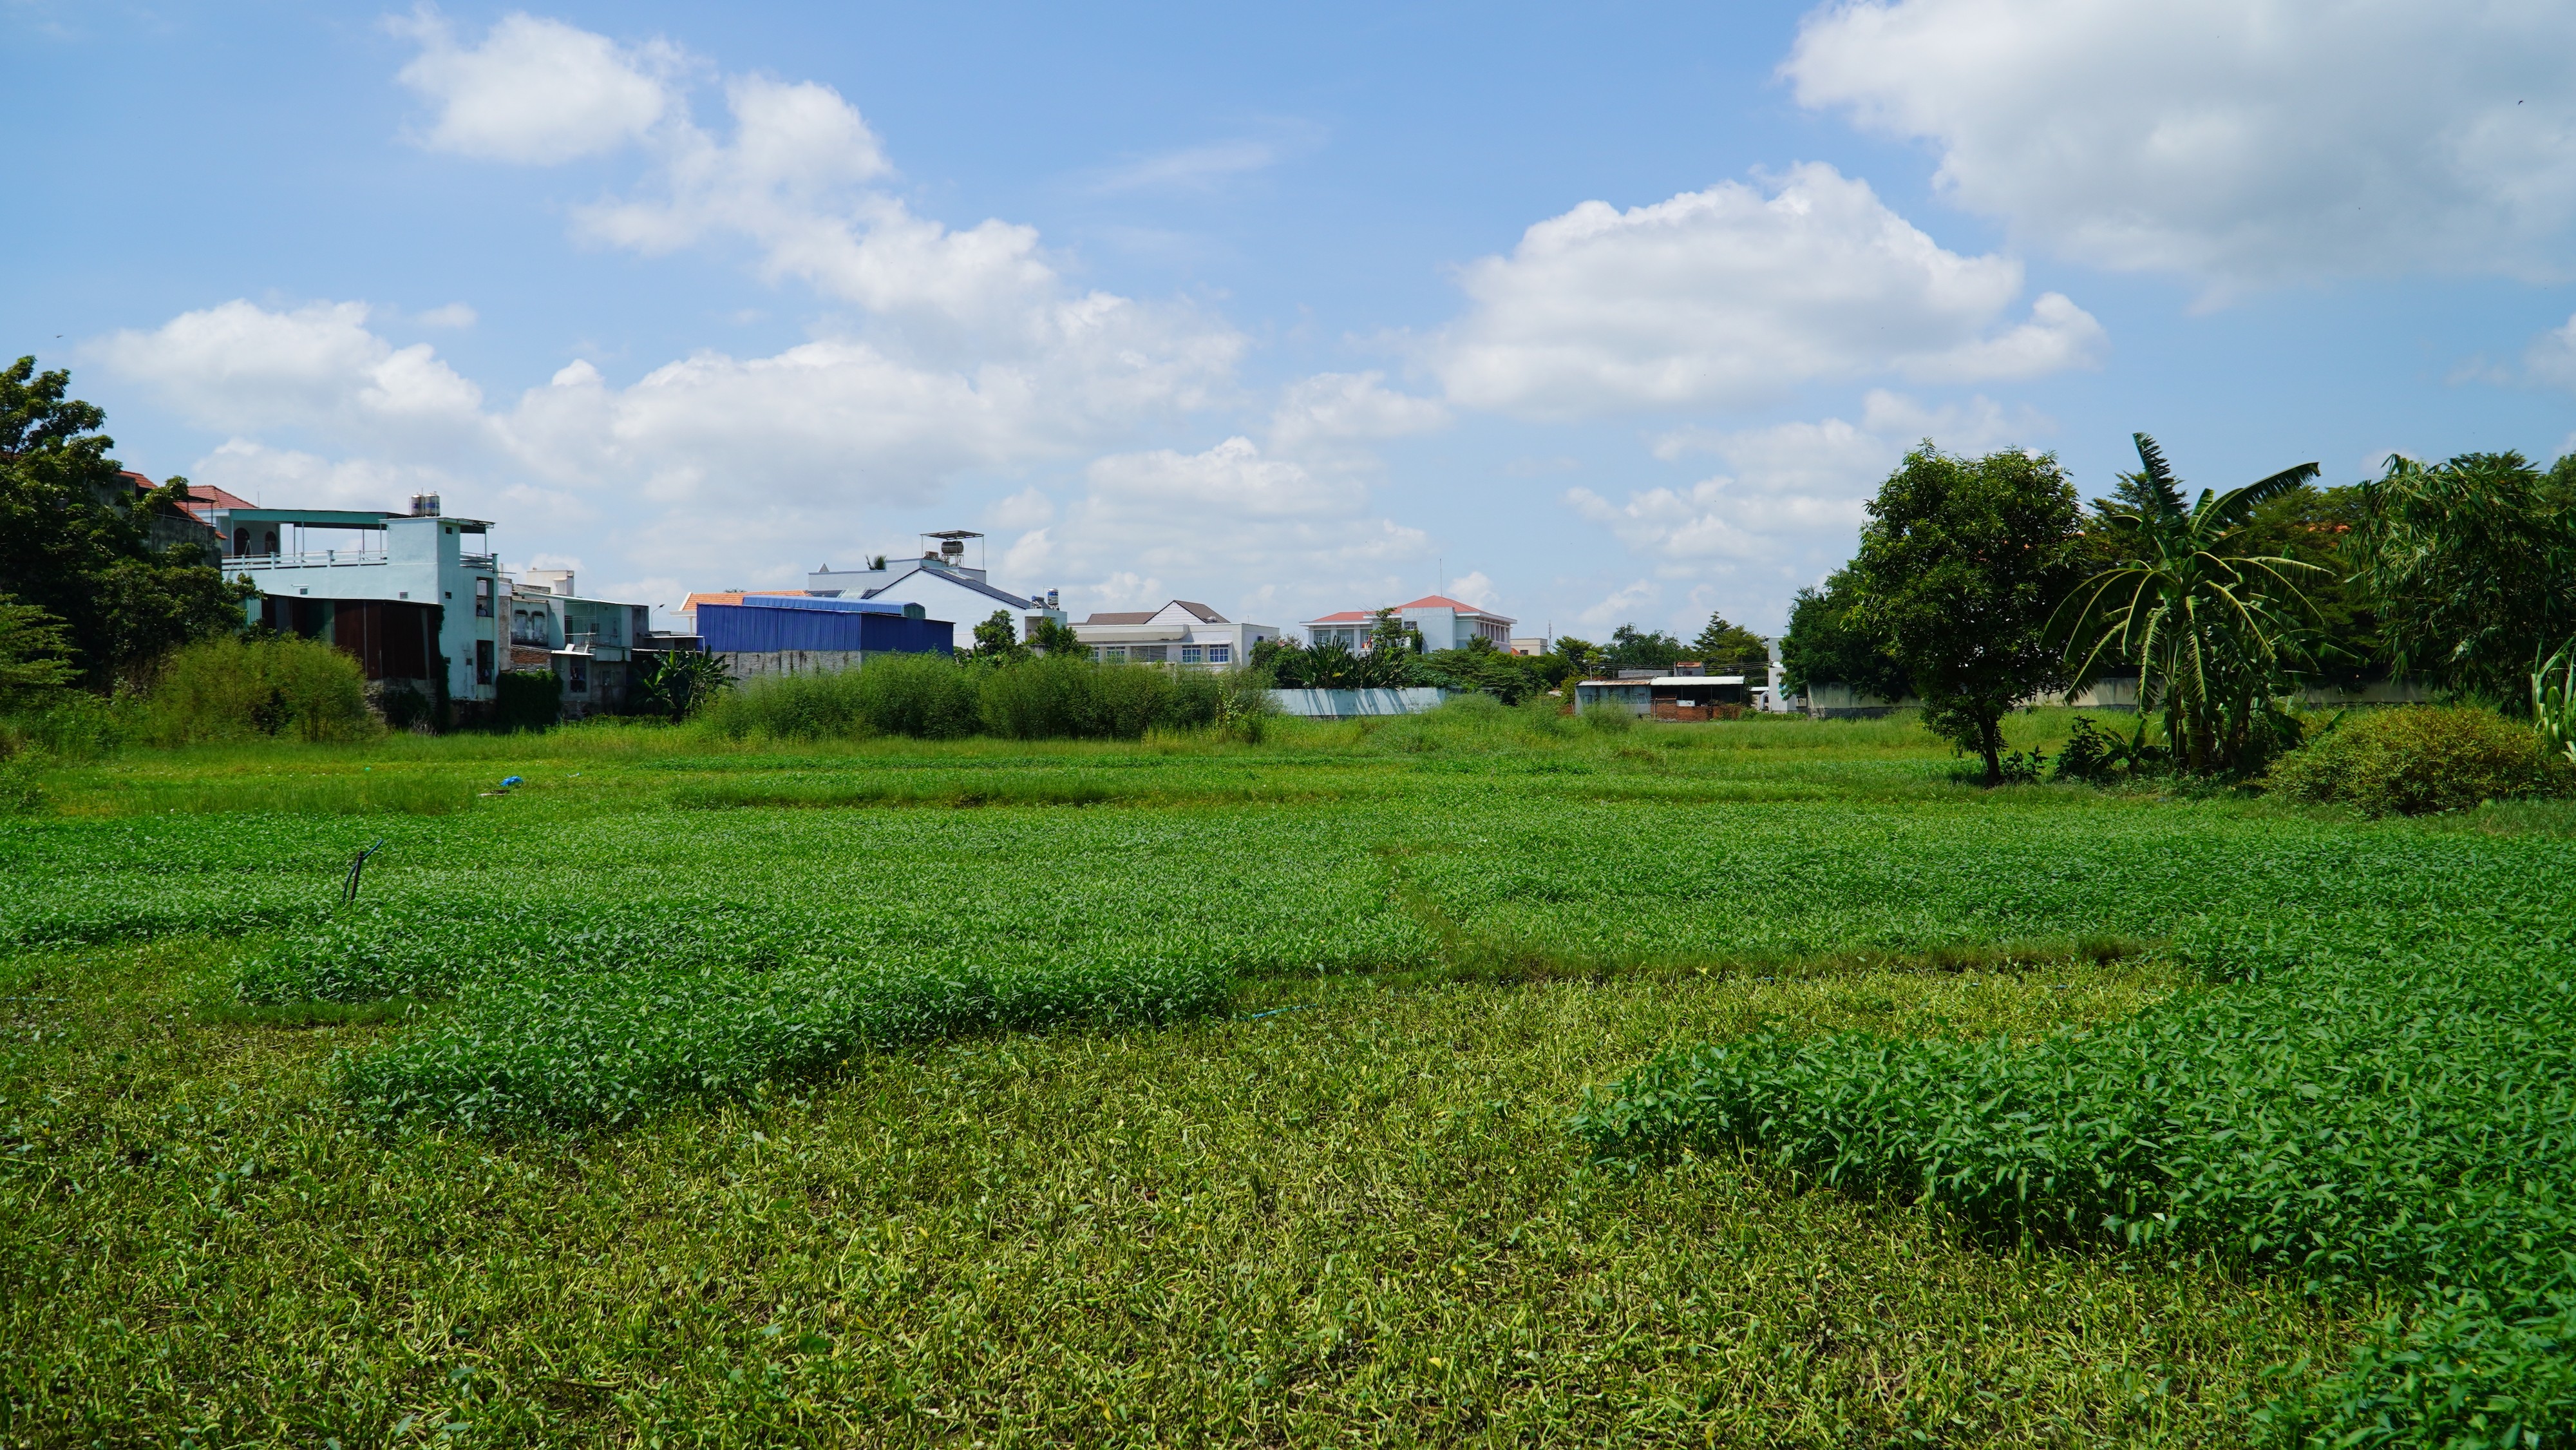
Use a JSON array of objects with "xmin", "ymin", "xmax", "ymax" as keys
[{"xmin": 1072, "ymin": 600, "xmax": 1276, "ymax": 668}]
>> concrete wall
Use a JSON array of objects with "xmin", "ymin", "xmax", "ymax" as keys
[{"xmin": 1269, "ymin": 687, "xmax": 1452, "ymax": 718}]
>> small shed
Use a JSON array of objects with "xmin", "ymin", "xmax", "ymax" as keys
[{"xmin": 1573, "ymin": 675, "xmax": 1750, "ymax": 720}]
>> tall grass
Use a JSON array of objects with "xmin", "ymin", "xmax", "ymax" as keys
[
  {"xmin": 134, "ymin": 636, "xmax": 379, "ymax": 746},
  {"xmin": 703, "ymin": 654, "xmax": 1241, "ymax": 743}
]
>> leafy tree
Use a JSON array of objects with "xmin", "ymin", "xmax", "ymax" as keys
[
  {"xmin": 970, "ymin": 609, "xmax": 1028, "ymax": 660},
  {"xmin": 0, "ymin": 597, "xmax": 77, "ymax": 704},
  {"xmin": 0, "ymin": 357, "xmax": 249, "ymax": 687},
  {"xmin": 1536, "ymin": 636, "xmax": 1602, "ymax": 687},
  {"xmin": 2352, "ymin": 450, "xmax": 2576, "ymax": 707},
  {"xmin": 1368, "ymin": 607, "xmax": 1421, "ymax": 656},
  {"xmin": 1852, "ymin": 443, "xmax": 2084, "ymax": 785},
  {"xmin": 1778, "ymin": 567, "xmax": 1908, "ymax": 700},
  {"xmin": 1602, "ymin": 624, "xmax": 1682, "ymax": 674},
  {"xmin": 2056, "ymin": 434, "xmax": 2322, "ymax": 775},
  {"xmin": 1417, "ymin": 636, "xmax": 1551, "ymax": 703},
  {"xmin": 1025, "ymin": 615, "xmax": 1084, "ymax": 658},
  {"xmin": 1689, "ymin": 612, "xmax": 1768, "ymax": 672}
]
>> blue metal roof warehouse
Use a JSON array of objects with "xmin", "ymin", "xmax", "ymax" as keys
[{"xmin": 695, "ymin": 595, "xmax": 954, "ymax": 656}]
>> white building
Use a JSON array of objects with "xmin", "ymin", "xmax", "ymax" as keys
[
  {"xmin": 1074, "ymin": 601, "xmax": 1278, "ymax": 667},
  {"xmin": 804, "ymin": 529, "xmax": 1068, "ymax": 645},
  {"xmin": 212, "ymin": 495, "xmax": 501, "ymax": 710},
  {"xmin": 501, "ymin": 569, "xmax": 654, "ymax": 718},
  {"xmin": 1302, "ymin": 595, "xmax": 1516, "ymax": 653}
]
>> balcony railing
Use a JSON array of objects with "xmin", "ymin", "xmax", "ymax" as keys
[
  {"xmin": 222, "ymin": 551, "xmax": 390, "ymax": 569},
  {"xmin": 462, "ymin": 553, "xmax": 497, "ymax": 569}
]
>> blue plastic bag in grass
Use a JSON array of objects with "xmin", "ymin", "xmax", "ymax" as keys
[{"xmin": 500, "ymin": 776, "xmax": 523, "ymax": 787}]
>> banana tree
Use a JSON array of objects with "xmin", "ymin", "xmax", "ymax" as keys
[{"xmin": 2054, "ymin": 435, "xmax": 2322, "ymax": 774}]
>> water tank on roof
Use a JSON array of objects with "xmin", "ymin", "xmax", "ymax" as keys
[{"xmin": 408, "ymin": 493, "xmax": 441, "ymax": 517}]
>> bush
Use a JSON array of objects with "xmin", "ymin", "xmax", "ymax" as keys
[
  {"xmin": 2264, "ymin": 705, "xmax": 2565, "ymax": 815},
  {"xmin": 491, "ymin": 669, "xmax": 561, "ymax": 733},
  {"xmin": 1, "ymin": 690, "xmax": 126, "ymax": 760},
  {"xmin": 135, "ymin": 635, "xmax": 378, "ymax": 745}
]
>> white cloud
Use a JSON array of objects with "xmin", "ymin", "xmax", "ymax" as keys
[
  {"xmin": 1444, "ymin": 570, "xmax": 1500, "ymax": 609},
  {"xmin": 1568, "ymin": 390, "xmax": 2047, "ymax": 631},
  {"xmin": 1267, "ymin": 371, "xmax": 1450, "ymax": 455},
  {"xmin": 412, "ymin": 302, "xmax": 478, "ymax": 329},
  {"xmin": 1578, "ymin": 580, "xmax": 1658, "ymax": 632},
  {"xmin": 2526, "ymin": 313, "xmax": 2576, "ymax": 392},
  {"xmin": 1001, "ymin": 437, "xmax": 1430, "ymax": 622},
  {"xmin": 1786, "ymin": 0, "xmax": 2576, "ymax": 292},
  {"xmin": 984, "ymin": 486, "xmax": 1056, "ymax": 531},
  {"xmin": 392, "ymin": 8, "xmax": 681, "ymax": 164},
  {"xmin": 187, "ymin": 439, "xmax": 460, "ymax": 513},
  {"xmin": 1432, "ymin": 163, "xmax": 2102, "ymax": 417},
  {"xmin": 88, "ymin": 300, "xmax": 488, "ymax": 444}
]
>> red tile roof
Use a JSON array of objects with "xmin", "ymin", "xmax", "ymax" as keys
[
  {"xmin": 115, "ymin": 470, "xmax": 254, "ymax": 520},
  {"xmin": 1394, "ymin": 595, "xmax": 1501, "ymax": 615}
]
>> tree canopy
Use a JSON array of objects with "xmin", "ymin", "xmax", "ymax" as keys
[
  {"xmin": 2353, "ymin": 450, "xmax": 2576, "ymax": 707},
  {"xmin": 1688, "ymin": 612, "xmax": 1767, "ymax": 672},
  {"xmin": 1778, "ymin": 566, "xmax": 1909, "ymax": 700},
  {"xmin": 0, "ymin": 356, "xmax": 248, "ymax": 689},
  {"xmin": 1852, "ymin": 443, "xmax": 2083, "ymax": 785}
]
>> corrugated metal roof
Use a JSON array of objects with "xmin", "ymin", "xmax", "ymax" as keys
[{"xmin": 741, "ymin": 594, "xmax": 910, "ymax": 614}]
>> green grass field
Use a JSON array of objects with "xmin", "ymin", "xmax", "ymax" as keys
[{"xmin": 5, "ymin": 705, "xmax": 2571, "ymax": 1446}]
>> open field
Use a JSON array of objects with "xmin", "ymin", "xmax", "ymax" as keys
[{"xmin": 5, "ymin": 706, "xmax": 2573, "ymax": 1446}]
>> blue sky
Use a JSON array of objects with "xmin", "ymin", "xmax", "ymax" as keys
[{"xmin": 10, "ymin": 0, "xmax": 2576, "ymax": 638}]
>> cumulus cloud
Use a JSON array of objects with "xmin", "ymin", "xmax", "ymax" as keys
[
  {"xmin": 1267, "ymin": 371, "xmax": 1450, "ymax": 455},
  {"xmin": 87, "ymin": 300, "xmax": 488, "ymax": 445},
  {"xmin": 1786, "ymin": 0, "xmax": 2576, "ymax": 292},
  {"xmin": 1000, "ymin": 437, "xmax": 1431, "ymax": 623},
  {"xmin": 1567, "ymin": 390, "xmax": 2047, "ymax": 629},
  {"xmin": 392, "ymin": 7, "xmax": 681, "ymax": 164},
  {"xmin": 1432, "ymin": 163, "xmax": 2102, "ymax": 417}
]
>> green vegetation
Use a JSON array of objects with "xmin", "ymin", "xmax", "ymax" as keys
[
  {"xmin": 701, "ymin": 653, "xmax": 1273, "ymax": 743},
  {"xmin": 1851, "ymin": 443, "xmax": 2085, "ymax": 784},
  {"xmin": 134, "ymin": 634, "xmax": 381, "ymax": 746},
  {"xmin": 2056, "ymin": 435, "xmax": 2322, "ymax": 776},
  {"xmin": 1572, "ymin": 858, "xmax": 2576, "ymax": 1448},
  {"xmin": 0, "ymin": 356, "xmax": 248, "ymax": 689},
  {"xmin": 5, "ymin": 704, "xmax": 2575, "ymax": 1445},
  {"xmin": 2262, "ymin": 703, "xmax": 2568, "ymax": 816}
]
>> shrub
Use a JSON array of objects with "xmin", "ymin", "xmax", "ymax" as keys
[
  {"xmin": 135, "ymin": 635, "xmax": 377, "ymax": 745},
  {"xmin": 491, "ymin": 669, "xmax": 561, "ymax": 732},
  {"xmin": 2263, "ymin": 704, "xmax": 2564, "ymax": 815}
]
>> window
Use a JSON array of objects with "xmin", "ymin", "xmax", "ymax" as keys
[
  {"xmin": 1208, "ymin": 644, "xmax": 1231, "ymax": 665},
  {"xmin": 262, "ymin": 529, "xmax": 278, "ymax": 555},
  {"xmin": 474, "ymin": 577, "xmax": 495, "ymax": 618},
  {"xmin": 1098, "ymin": 645, "xmax": 1125, "ymax": 662},
  {"xmin": 569, "ymin": 656, "xmax": 589, "ymax": 694},
  {"xmin": 475, "ymin": 639, "xmax": 495, "ymax": 685},
  {"xmin": 1180, "ymin": 645, "xmax": 1204, "ymax": 664},
  {"xmin": 1131, "ymin": 645, "xmax": 1167, "ymax": 663},
  {"xmin": 232, "ymin": 526, "xmax": 249, "ymax": 555}
]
